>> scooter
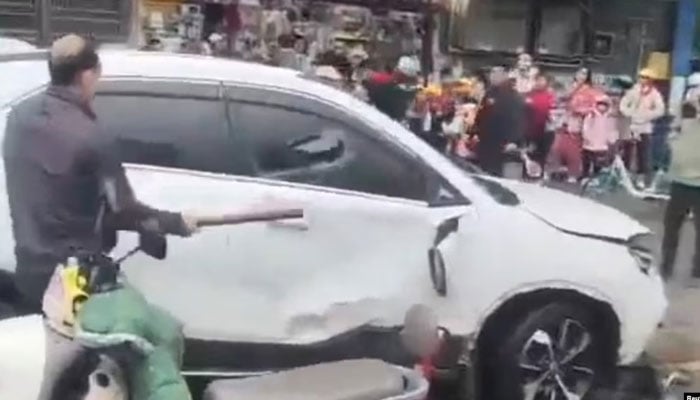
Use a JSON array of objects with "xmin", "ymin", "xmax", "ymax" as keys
[{"xmin": 0, "ymin": 209, "xmax": 432, "ymax": 400}]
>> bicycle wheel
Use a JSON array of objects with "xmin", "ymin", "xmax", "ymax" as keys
[{"xmin": 580, "ymin": 174, "xmax": 603, "ymax": 197}]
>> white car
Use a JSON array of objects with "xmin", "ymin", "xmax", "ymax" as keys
[
  {"xmin": 0, "ymin": 51, "xmax": 666, "ymax": 400},
  {"xmin": 0, "ymin": 37, "xmax": 36, "ymax": 55}
]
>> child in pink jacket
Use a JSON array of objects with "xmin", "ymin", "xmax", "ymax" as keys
[{"xmin": 581, "ymin": 95, "xmax": 618, "ymax": 177}]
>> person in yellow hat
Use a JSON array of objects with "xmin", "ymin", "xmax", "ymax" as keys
[
  {"xmin": 421, "ymin": 84, "xmax": 442, "ymax": 98},
  {"xmin": 451, "ymin": 78, "xmax": 473, "ymax": 98},
  {"xmin": 619, "ymin": 67, "xmax": 665, "ymax": 187}
]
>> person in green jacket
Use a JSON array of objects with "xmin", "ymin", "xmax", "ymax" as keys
[{"xmin": 661, "ymin": 73, "xmax": 700, "ymax": 280}]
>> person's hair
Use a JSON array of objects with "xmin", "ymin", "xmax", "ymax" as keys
[
  {"xmin": 471, "ymin": 68, "xmax": 488, "ymax": 85},
  {"xmin": 682, "ymin": 101, "xmax": 698, "ymax": 119},
  {"xmin": 294, "ymin": 37, "xmax": 308, "ymax": 53},
  {"xmin": 277, "ymin": 34, "xmax": 296, "ymax": 49},
  {"xmin": 443, "ymin": 108, "xmax": 456, "ymax": 122},
  {"xmin": 536, "ymin": 72, "xmax": 550, "ymax": 83},
  {"xmin": 463, "ymin": 96, "xmax": 479, "ymax": 105},
  {"xmin": 440, "ymin": 66, "xmax": 452, "ymax": 78},
  {"xmin": 577, "ymin": 66, "xmax": 592, "ymax": 84},
  {"xmin": 49, "ymin": 34, "xmax": 99, "ymax": 86}
]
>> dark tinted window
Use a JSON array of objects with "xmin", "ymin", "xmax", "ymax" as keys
[
  {"xmin": 94, "ymin": 95, "xmax": 240, "ymax": 174},
  {"xmin": 232, "ymin": 102, "xmax": 427, "ymax": 201}
]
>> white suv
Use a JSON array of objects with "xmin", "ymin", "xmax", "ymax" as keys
[{"xmin": 0, "ymin": 51, "xmax": 666, "ymax": 399}]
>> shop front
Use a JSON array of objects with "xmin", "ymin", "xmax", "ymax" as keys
[
  {"xmin": 0, "ymin": 0, "xmax": 131, "ymax": 45},
  {"xmin": 135, "ymin": 0, "xmax": 441, "ymax": 75}
]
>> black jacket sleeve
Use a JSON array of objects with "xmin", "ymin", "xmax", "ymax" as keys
[
  {"xmin": 508, "ymin": 93, "xmax": 527, "ymax": 145},
  {"xmin": 91, "ymin": 136, "xmax": 189, "ymax": 237}
]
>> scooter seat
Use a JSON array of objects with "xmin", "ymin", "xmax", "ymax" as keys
[{"xmin": 203, "ymin": 359, "xmax": 406, "ymax": 400}]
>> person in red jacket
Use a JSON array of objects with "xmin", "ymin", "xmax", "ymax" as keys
[
  {"xmin": 525, "ymin": 73, "xmax": 556, "ymax": 173},
  {"xmin": 364, "ymin": 62, "xmax": 417, "ymax": 121}
]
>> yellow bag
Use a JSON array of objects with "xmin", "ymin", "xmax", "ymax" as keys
[{"xmin": 42, "ymin": 258, "xmax": 89, "ymax": 335}]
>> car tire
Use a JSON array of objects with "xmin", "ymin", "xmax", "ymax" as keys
[{"xmin": 481, "ymin": 302, "xmax": 614, "ymax": 400}]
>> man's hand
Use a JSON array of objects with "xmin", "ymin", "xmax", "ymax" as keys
[
  {"xmin": 180, "ymin": 213, "xmax": 200, "ymax": 237},
  {"xmin": 141, "ymin": 214, "xmax": 199, "ymax": 237}
]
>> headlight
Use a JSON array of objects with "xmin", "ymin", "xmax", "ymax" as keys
[{"xmin": 628, "ymin": 233, "xmax": 655, "ymax": 275}]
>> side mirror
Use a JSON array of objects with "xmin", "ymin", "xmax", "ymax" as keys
[{"xmin": 139, "ymin": 232, "xmax": 167, "ymax": 260}]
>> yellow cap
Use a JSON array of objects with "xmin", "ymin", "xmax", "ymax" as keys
[
  {"xmin": 458, "ymin": 78, "xmax": 472, "ymax": 85},
  {"xmin": 638, "ymin": 68, "xmax": 656, "ymax": 79},
  {"xmin": 453, "ymin": 82, "xmax": 473, "ymax": 95},
  {"xmin": 645, "ymin": 52, "xmax": 670, "ymax": 80},
  {"xmin": 421, "ymin": 84, "xmax": 442, "ymax": 97}
]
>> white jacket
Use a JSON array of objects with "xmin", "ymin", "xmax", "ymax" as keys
[
  {"xmin": 619, "ymin": 84, "xmax": 665, "ymax": 136},
  {"xmin": 442, "ymin": 116, "xmax": 464, "ymax": 137}
]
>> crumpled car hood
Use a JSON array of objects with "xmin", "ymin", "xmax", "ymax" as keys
[{"xmin": 494, "ymin": 179, "xmax": 649, "ymax": 241}]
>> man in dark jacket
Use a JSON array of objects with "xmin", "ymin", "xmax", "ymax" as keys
[
  {"xmin": 3, "ymin": 34, "xmax": 197, "ymax": 313},
  {"xmin": 474, "ymin": 66, "xmax": 526, "ymax": 176}
]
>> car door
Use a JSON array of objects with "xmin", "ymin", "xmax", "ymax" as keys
[
  {"xmin": 205, "ymin": 85, "xmax": 474, "ymax": 343},
  {"xmin": 91, "ymin": 79, "xmax": 280, "ymax": 340},
  {"xmin": 95, "ymin": 78, "xmax": 473, "ymax": 344}
]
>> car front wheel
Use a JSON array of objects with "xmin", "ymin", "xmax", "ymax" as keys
[{"xmin": 481, "ymin": 302, "xmax": 613, "ymax": 400}]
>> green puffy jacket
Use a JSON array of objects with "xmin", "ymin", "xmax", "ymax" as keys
[{"xmin": 76, "ymin": 284, "xmax": 191, "ymax": 400}]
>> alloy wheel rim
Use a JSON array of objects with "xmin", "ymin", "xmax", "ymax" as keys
[{"xmin": 519, "ymin": 319, "xmax": 595, "ymax": 400}]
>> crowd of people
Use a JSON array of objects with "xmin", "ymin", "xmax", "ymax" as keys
[
  {"xmin": 358, "ymin": 53, "xmax": 700, "ymax": 282},
  {"xmin": 359, "ymin": 53, "xmax": 670, "ymax": 188}
]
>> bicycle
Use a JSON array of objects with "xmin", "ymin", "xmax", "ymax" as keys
[{"xmin": 580, "ymin": 152, "xmax": 670, "ymax": 201}]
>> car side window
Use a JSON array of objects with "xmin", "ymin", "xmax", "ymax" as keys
[
  {"xmin": 231, "ymin": 101, "xmax": 428, "ymax": 201},
  {"xmin": 93, "ymin": 94, "xmax": 241, "ymax": 174}
]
